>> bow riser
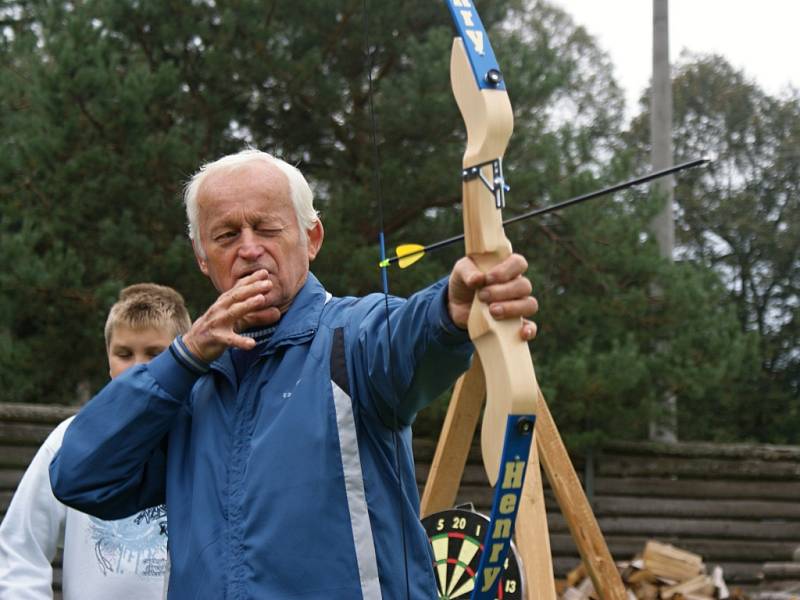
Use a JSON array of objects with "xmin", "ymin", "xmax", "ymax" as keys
[
  {"xmin": 451, "ymin": 38, "xmax": 514, "ymax": 259},
  {"xmin": 451, "ymin": 37, "xmax": 540, "ymax": 488}
]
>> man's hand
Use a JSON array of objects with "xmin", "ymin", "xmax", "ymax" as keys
[
  {"xmin": 448, "ymin": 254, "xmax": 538, "ymax": 341},
  {"xmin": 182, "ymin": 270, "xmax": 281, "ymax": 362}
]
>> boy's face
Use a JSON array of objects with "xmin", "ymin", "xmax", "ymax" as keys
[{"xmin": 107, "ymin": 325, "xmax": 174, "ymax": 379}]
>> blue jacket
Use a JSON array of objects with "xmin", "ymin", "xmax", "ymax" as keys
[{"xmin": 50, "ymin": 274, "xmax": 473, "ymax": 599}]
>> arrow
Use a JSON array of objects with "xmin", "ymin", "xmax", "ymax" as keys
[{"xmin": 378, "ymin": 157, "xmax": 711, "ymax": 269}]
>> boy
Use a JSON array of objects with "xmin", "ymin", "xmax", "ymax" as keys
[{"xmin": 0, "ymin": 283, "xmax": 191, "ymax": 599}]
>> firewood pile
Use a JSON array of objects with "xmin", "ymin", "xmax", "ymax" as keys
[{"xmin": 560, "ymin": 541, "xmax": 747, "ymax": 600}]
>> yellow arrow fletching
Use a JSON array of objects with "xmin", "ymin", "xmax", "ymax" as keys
[{"xmin": 396, "ymin": 244, "xmax": 426, "ymax": 269}]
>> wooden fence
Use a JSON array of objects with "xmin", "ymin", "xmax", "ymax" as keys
[
  {"xmin": 414, "ymin": 438, "xmax": 800, "ymax": 592},
  {"xmin": 2, "ymin": 402, "xmax": 799, "ymax": 597},
  {"xmin": 0, "ymin": 403, "xmax": 75, "ymax": 597}
]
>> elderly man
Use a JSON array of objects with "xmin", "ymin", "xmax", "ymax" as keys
[{"xmin": 50, "ymin": 149, "xmax": 538, "ymax": 599}]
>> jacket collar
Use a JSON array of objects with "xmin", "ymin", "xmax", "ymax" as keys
[{"xmin": 259, "ymin": 272, "xmax": 327, "ymax": 352}]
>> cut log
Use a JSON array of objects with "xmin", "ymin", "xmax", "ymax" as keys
[
  {"xmin": 761, "ymin": 562, "xmax": 800, "ymax": 580},
  {"xmin": 660, "ymin": 574, "xmax": 715, "ymax": 599},
  {"xmin": 631, "ymin": 581, "xmax": 659, "ymax": 600},
  {"xmin": 643, "ymin": 541, "xmax": 704, "ymax": 582},
  {"xmin": 567, "ymin": 564, "xmax": 588, "ymax": 587}
]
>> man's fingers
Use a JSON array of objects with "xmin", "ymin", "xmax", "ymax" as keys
[
  {"xmin": 484, "ymin": 254, "xmax": 528, "ymax": 285},
  {"xmin": 448, "ymin": 253, "xmax": 537, "ymax": 331},
  {"xmin": 478, "ymin": 276, "xmax": 533, "ymax": 305},
  {"xmin": 237, "ymin": 306, "xmax": 281, "ymax": 332},
  {"xmin": 519, "ymin": 319, "xmax": 538, "ymax": 342},
  {"xmin": 184, "ymin": 279, "xmax": 274, "ymax": 362},
  {"xmin": 224, "ymin": 333, "xmax": 258, "ymax": 351},
  {"xmin": 236, "ymin": 269, "xmax": 270, "ymax": 286},
  {"xmin": 487, "ymin": 296, "xmax": 539, "ymax": 320},
  {"xmin": 452, "ymin": 256, "xmax": 486, "ymax": 290},
  {"xmin": 227, "ymin": 293, "xmax": 268, "ymax": 322},
  {"xmin": 225, "ymin": 276, "xmax": 271, "ymax": 306}
]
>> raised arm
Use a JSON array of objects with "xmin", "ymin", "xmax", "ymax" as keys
[{"xmin": 48, "ymin": 347, "xmax": 201, "ymax": 520}]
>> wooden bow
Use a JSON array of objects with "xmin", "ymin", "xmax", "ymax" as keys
[
  {"xmin": 446, "ymin": 2, "xmax": 539, "ymax": 597},
  {"xmin": 421, "ymin": 3, "xmax": 629, "ymax": 600}
]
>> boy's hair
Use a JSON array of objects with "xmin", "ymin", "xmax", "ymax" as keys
[{"xmin": 104, "ymin": 283, "xmax": 192, "ymax": 347}]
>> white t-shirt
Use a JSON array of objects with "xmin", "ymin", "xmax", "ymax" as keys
[{"xmin": 0, "ymin": 417, "xmax": 168, "ymax": 599}]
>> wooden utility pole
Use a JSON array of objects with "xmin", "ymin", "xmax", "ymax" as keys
[
  {"xmin": 649, "ymin": 0, "xmax": 678, "ymax": 442},
  {"xmin": 651, "ymin": 0, "xmax": 675, "ymax": 259}
]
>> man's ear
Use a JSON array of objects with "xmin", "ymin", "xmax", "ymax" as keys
[
  {"xmin": 306, "ymin": 221, "xmax": 324, "ymax": 262},
  {"xmin": 192, "ymin": 240, "xmax": 209, "ymax": 276}
]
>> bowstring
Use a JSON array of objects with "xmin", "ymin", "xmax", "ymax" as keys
[{"xmin": 361, "ymin": 2, "xmax": 411, "ymax": 598}]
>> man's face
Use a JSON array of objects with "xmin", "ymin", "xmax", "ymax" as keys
[
  {"xmin": 107, "ymin": 325, "xmax": 174, "ymax": 379},
  {"xmin": 193, "ymin": 161, "xmax": 323, "ymax": 316}
]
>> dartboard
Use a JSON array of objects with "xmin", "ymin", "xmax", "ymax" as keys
[{"xmin": 421, "ymin": 508, "xmax": 525, "ymax": 600}]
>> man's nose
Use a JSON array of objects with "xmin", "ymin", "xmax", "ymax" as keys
[{"xmin": 237, "ymin": 228, "xmax": 265, "ymax": 259}]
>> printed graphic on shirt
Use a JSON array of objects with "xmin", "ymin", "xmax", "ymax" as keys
[{"xmin": 88, "ymin": 505, "xmax": 168, "ymax": 577}]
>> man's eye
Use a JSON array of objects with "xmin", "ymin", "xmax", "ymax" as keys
[
  {"xmin": 256, "ymin": 227, "xmax": 281, "ymax": 236},
  {"xmin": 215, "ymin": 231, "xmax": 237, "ymax": 242},
  {"xmin": 147, "ymin": 348, "xmax": 166, "ymax": 358},
  {"xmin": 115, "ymin": 351, "xmax": 132, "ymax": 359}
]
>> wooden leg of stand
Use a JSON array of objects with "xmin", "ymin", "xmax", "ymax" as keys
[
  {"xmin": 420, "ymin": 357, "xmax": 485, "ymax": 518},
  {"xmin": 534, "ymin": 392, "xmax": 627, "ymax": 600},
  {"xmin": 516, "ymin": 437, "xmax": 556, "ymax": 600}
]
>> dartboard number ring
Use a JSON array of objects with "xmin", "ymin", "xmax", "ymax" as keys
[{"xmin": 421, "ymin": 508, "xmax": 525, "ymax": 599}]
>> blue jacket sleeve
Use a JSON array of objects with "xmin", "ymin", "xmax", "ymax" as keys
[
  {"xmin": 354, "ymin": 277, "xmax": 474, "ymax": 427},
  {"xmin": 49, "ymin": 346, "xmax": 201, "ymax": 520}
]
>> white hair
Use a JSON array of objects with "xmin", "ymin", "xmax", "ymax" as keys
[{"xmin": 184, "ymin": 149, "xmax": 318, "ymax": 256}]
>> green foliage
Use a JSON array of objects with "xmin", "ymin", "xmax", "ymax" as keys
[
  {"xmin": 0, "ymin": 1, "xmax": 794, "ymax": 446},
  {"xmin": 626, "ymin": 53, "xmax": 800, "ymax": 441},
  {"xmin": 505, "ymin": 171, "xmax": 759, "ymax": 447}
]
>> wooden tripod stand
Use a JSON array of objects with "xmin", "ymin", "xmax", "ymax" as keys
[{"xmin": 420, "ymin": 356, "xmax": 627, "ymax": 600}]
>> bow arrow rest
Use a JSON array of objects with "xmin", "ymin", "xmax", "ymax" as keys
[{"xmin": 463, "ymin": 158, "xmax": 510, "ymax": 210}]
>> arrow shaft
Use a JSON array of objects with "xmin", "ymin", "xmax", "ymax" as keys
[
  {"xmin": 384, "ymin": 157, "xmax": 709, "ymax": 266},
  {"xmin": 503, "ymin": 157, "xmax": 708, "ymax": 226}
]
